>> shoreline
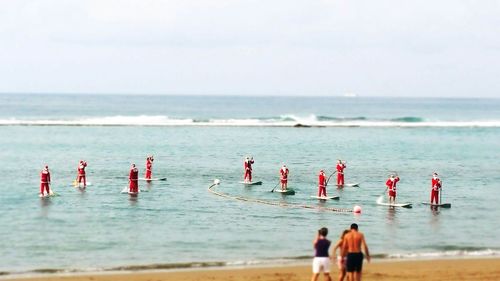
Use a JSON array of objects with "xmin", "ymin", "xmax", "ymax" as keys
[{"xmin": 3, "ymin": 257, "xmax": 500, "ymax": 281}]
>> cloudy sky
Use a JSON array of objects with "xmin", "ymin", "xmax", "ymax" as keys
[{"xmin": 0, "ymin": 0, "xmax": 499, "ymax": 97}]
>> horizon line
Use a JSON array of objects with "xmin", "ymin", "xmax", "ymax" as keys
[{"xmin": 0, "ymin": 92, "xmax": 498, "ymax": 99}]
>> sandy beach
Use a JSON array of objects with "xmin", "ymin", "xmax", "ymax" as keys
[{"xmin": 8, "ymin": 258, "xmax": 500, "ymax": 281}]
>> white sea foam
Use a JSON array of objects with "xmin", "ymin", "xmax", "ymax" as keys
[
  {"xmin": 387, "ymin": 249, "xmax": 500, "ymax": 259},
  {"xmin": 1, "ymin": 115, "xmax": 500, "ymax": 127}
]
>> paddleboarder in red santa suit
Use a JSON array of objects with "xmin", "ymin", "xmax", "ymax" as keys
[
  {"xmin": 318, "ymin": 170, "xmax": 327, "ymax": 197},
  {"xmin": 386, "ymin": 175, "xmax": 400, "ymax": 204},
  {"xmin": 40, "ymin": 165, "xmax": 51, "ymax": 196},
  {"xmin": 145, "ymin": 156, "xmax": 154, "ymax": 180},
  {"xmin": 129, "ymin": 164, "xmax": 139, "ymax": 193},
  {"xmin": 336, "ymin": 160, "xmax": 346, "ymax": 186},
  {"xmin": 280, "ymin": 165, "xmax": 289, "ymax": 191},
  {"xmin": 430, "ymin": 172, "xmax": 442, "ymax": 204},
  {"xmin": 77, "ymin": 160, "xmax": 87, "ymax": 188},
  {"xmin": 244, "ymin": 156, "xmax": 254, "ymax": 183}
]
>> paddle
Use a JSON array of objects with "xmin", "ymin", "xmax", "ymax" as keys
[
  {"xmin": 325, "ymin": 170, "xmax": 337, "ymax": 187},
  {"xmin": 270, "ymin": 181, "xmax": 280, "ymax": 193},
  {"xmin": 377, "ymin": 187, "xmax": 388, "ymax": 204},
  {"xmin": 439, "ymin": 181, "xmax": 443, "ymax": 205},
  {"xmin": 48, "ymin": 183, "xmax": 55, "ymax": 196}
]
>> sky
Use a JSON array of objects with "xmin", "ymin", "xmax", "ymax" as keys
[{"xmin": 0, "ymin": 0, "xmax": 499, "ymax": 97}]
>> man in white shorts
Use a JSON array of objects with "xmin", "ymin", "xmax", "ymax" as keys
[{"xmin": 311, "ymin": 227, "xmax": 332, "ymax": 281}]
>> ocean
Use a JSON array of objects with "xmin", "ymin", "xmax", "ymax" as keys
[{"xmin": 0, "ymin": 94, "xmax": 499, "ymax": 276}]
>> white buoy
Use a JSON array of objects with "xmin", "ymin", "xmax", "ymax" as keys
[
  {"xmin": 353, "ymin": 205, "xmax": 362, "ymax": 214},
  {"xmin": 214, "ymin": 179, "xmax": 221, "ymax": 185}
]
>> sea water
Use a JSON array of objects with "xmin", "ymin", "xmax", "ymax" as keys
[{"xmin": 0, "ymin": 94, "xmax": 499, "ymax": 275}]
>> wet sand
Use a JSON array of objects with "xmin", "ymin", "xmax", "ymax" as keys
[{"xmin": 9, "ymin": 258, "xmax": 500, "ymax": 281}]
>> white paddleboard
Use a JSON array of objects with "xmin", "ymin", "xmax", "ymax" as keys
[
  {"xmin": 121, "ymin": 187, "xmax": 141, "ymax": 194},
  {"xmin": 310, "ymin": 195, "xmax": 339, "ymax": 200},
  {"xmin": 39, "ymin": 192, "xmax": 58, "ymax": 198},
  {"xmin": 335, "ymin": 183, "xmax": 360, "ymax": 187},
  {"xmin": 138, "ymin": 178, "xmax": 167, "ymax": 181},
  {"xmin": 377, "ymin": 202, "xmax": 412, "ymax": 208},
  {"xmin": 421, "ymin": 202, "xmax": 451, "ymax": 208},
  {"xmin": 239, "ymin": 181, "xmax": 263, "ymax": 185},
  {"xmin": 274, "ymin": 189, "xmax": 296, "ymax": 195},
  {"xmin": 73, "ymin": 182, "xmax": 92, "ymax": 187}
]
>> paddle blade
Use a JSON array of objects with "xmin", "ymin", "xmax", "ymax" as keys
[{"xmin": 376, "ymin": 196, "xmax": 384, "ymax": 204}]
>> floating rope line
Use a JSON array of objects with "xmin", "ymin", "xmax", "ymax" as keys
[{"xmin": 208, "ymin": 182, "xmax": 353, "ymax": 213}]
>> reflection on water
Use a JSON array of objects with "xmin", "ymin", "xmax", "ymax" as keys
[
  {"xmin": 429, "ymin": 206, "xmax": 442, "ymax": 229},
  {"xmin": 77, "ymin": 187, "xmax": 87, "ymax": 197},
  {"xmin": 386, "ymin": 207, "xmax": 398, "ymax": 225},
  {"xmin": 128, "ymin": 194, "xmax": 139, "ymax": 205},
  {"xmin": 39, "ymin": 197, "xmax": 52, "ymax": 217},
  {"xmin": 431, "ymin": 206, "xmax": 440, "ymax": 216}
]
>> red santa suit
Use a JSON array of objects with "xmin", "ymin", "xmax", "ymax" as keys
[
  {"xmin": 336, "ymin": 163, "xmax": 346, "ymax": 185},
  {"xmin": 318, "ymin": 171, "xmax": 327, "ymax": 197},
  {"xmin": 244, "ymin": 159, "xmax": 254, "ymax": 182},
  {"xmin": 280, "ymin": 167, "xmax": 289, "ymax": 184},
  {"xmin": 431, "ymin": 176, "xmax": 441, "ymax": 204},
  {"xmin": 386, "ymin": 177, "xmax": 400, "ymax": 198},
  {"xmin": 129, "ymin": 167, "xmax": 139, "ymax": 193},
  {"xmin": 77, "ymin": 161, "xmax": 87, "ymax": 186},
  {"xmin": 40, "ymin": 168, "xmax": 51, "ymax": 195},
  {"xmin": 145, "ymin": 158, "xmax": 153, "ymax": 180}
]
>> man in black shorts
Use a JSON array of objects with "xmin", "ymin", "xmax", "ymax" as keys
[{"xmin": 342, "ymin": 223, "xmax": 370, "ymax": 281}]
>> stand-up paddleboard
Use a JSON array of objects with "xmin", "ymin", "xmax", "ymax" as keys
[
  {"xmin": 138, "ymin": 178, "xmax": 167, "ymax": 181},
  {"xmin": 239, "ymin": 181, "xmax": 263, "ymax": 185},
  {"xmin": 421, "ymin": 202, "xmax": 451, "ymax": 208},
  {"xmin": 72, "ymin": 182, "xmax": 92, "ymax": 187},
  {"xmin": 310, "ymin": 195, "xmax": 339, "ymax": 200},
  {"xmin": 121, "ymin": 187, "xmax": 140, "ymax": 195},
  {"xmin": 274, "ymin": 189, "xmax": 295, "ymax": 195},
  {"xmin": 376, "ymin": 195, "xmax": 411, "ymax": 208},
  {"xmin": 39, "ymin": 192, "xmax": 58, "ymax": 198},
  {"xmin": 335, "ymin": 183, "xmax": 360, "ymax": 187},
  {"xmin": 377, "ymin": 202, "xmax": 412, "ymax": 208}
]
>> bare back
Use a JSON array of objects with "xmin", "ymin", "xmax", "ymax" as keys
[{"xmin": 344, "ymin": 231, "xmax": 364, "ymax": 253}]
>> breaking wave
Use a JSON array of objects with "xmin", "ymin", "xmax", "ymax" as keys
[
  {"xmin": 0, "ymin": 115, "xmax": 499, "ymax": 127},
  {"xmin": 4, "ymin": 248, "xmax": 499, "ymax": 277}
]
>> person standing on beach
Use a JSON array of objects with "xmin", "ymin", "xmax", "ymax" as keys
[
  {"xmin": 336, "ymin": 160, "xmax": 346, "ymax": 186},
  {"xmin": 40, "ymin": 165, "xmax": 51, "ymax": 196},
  {"xmin": 332, "ymin": 229, "xmax": 350, "ymax": 281},
  {"xmin": 76, "ymin": 160, "xmax": 87, "ymax": 188},
  {"xmin": 129, "ymin": 163, "xmax": 139, "ymax": 193},
  {"xmin": 311, "ymin": 227, "xmax": 332, "ymax": 281},
  {"xmin": 145, "ymin": 155, "xmax": 154, "ymax": 180},
  {"xmin": 386, "ymin": 174, "xmax": 400, "ymax": 204},
  {"xmin": 430, "ymin": 172, "xmax": 442, "ymax": 204},
  {"xmin": 318, "ymin": 170, "xmax": 327, "ymax": 197},
  {"xmin": 342, "ymin": 223, "xmax": 370, "ymax": 281},
  {"xmin": 244, "ymin": 156, "xmax": 254, "ymax": 182},
  {"xmin": 280, "ymin": 164, "xmax": 289, "ymax": 191}
]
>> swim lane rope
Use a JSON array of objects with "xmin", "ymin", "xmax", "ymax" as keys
[{"xmin": 208, "ymin": 182, "xmax": 353, "ymax": 213}]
